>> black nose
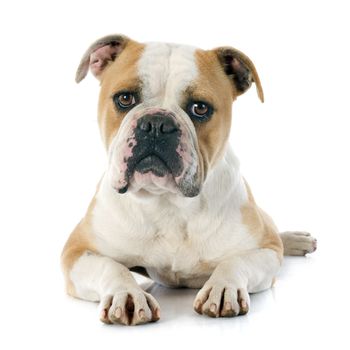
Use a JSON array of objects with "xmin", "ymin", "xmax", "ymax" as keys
[{"xmin": 137, "ymin": 114, "xmax": 178, "ymax": 135}]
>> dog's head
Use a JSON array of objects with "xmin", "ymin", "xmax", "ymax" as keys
[{"xmin": 76, "ymin": 34, "xmax": 263, "ymax": 198}]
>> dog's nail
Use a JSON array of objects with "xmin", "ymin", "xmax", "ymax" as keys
[
  {"xmin": 100, "ymin": 309, "xmax": 108, "ymax": 319},
  {"xmin": 118, "ymin": 185, "xmax": 128, "ymax": 194},
  {"xmin": 138, "ymin": 309, "xmax": 146, "ymax": 319},
  {"xmin": 210, "ymin": 303, "xmax": 217, "ymax": 313},
  {"xmin": 224, "ymin": 302, "xmax": 232, "ymax": 311},
  {"xmin": 195, "ymin": 300, "xmax": 201, "ymax": 310},
  {"xmin": 99, "ymin": 309, "xmax": 112, "ymax": 324},
  {"xmin": 155, "ymin": 308, "xmax": 161, "ymax": 319},
  {"xmin": 241, "ymin": 300, "xmax": 247, "ymax": 309},
  {"xmin": 115, "ymin": 307, "xmax": 122, "ymax": 318}
]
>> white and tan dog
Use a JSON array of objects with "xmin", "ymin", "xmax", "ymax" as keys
[{"xmin": 61, "ymin": 34, "xmax": 317, "ymax": 326}]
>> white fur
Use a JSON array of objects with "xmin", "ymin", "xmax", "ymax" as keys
[
  {"xmin": 70, "ymin": 252, "xmax": 160, "ymax": 325},
  {"xmin": 138, "ymin": 42, "xmax": 198, "ymax": 108},
  {"xmin": 280, "ymin": 231, "xmax": 317, "ymax": 255},
  {"xmin": 192, "ymin": 248, "xmax": 280, "ymax": 316}
]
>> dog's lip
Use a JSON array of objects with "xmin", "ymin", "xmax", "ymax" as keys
[
  {"xmin": 133, "ymin": 153, "xmax": 171, "ymax": 176},
  {"xmin": 137, "ymin": 153, "xmax": 166, "ymax": 164}
]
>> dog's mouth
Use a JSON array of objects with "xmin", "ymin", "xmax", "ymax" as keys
[
  {"xmin": 134, "ymin": 154, "xmax": 170, "ymax": 177},
  {"xmin": 115, "ymin": 150, "xmax": 181, "ymax": 195},
  {"xmin": 117, "ymin": 152, "xmax": 181, "ymax": 196}
]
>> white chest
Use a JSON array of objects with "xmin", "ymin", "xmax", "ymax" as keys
[
  {"xmin": 90, "ymin": 150, "xmax": 257, "ymax": 287},
  {"xmin": 91, "ymin": 192, "xmax": 257, "ymax": 287}
]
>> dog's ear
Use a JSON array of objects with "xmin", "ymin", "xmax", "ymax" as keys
[
  {"xmin": 213, "ymin": 46, "xmax": 264, "ymax": 102},
  {"xmin": 75, "ymin": 34, "xmax": 129, "ymax": 83}
]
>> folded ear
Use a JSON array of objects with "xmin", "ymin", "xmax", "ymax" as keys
[
  {"xmin": 75, "ymin": 34, "xmax": 129, "ymax": 83},
  {"xmin": 214, "ymin": 46, "xmax": 264, "ymax": 102}
]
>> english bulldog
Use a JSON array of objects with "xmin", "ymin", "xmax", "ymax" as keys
[{"xmin": 61, "ymin": 34, "xmax": 317, "ymax": 326}]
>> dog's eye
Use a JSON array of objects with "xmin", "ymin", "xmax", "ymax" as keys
[
  {"xmin": 187, "ymin": 101, "xmax": 213, "ymax": 122},
  {"xmin": 113, "ymin": 92, "xmax": 137, "ymax": 110}
]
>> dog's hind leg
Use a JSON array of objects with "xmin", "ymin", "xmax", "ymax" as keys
[{"xmin": 280, "ymin": 231, "xmax": 317, "ymax": 256}]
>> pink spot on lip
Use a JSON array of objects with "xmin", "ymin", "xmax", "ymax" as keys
[
  {"xmin": 176, "ymin": 143, "xmax": 189, "ymax": 158},
  {"xmin": 175, "ymin": 127, "xmax": 195, "ymax": 183},
  {"xmin": 112, "ymin": 129, "xmax": 138, "ymax": 192},
  {"xmin": 121, "ymin": 134, "xmax": 137, "ymax": 162},
  {"xmin": 130, "ymin": 119, "xmax": 137, "ymax": 129},
  {"xmin": 113, "ymin": 177, "xmax": 128, "ymax": 193}
]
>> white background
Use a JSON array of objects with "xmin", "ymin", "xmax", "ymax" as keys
[{"xmin": 0, "ymin": 0, "xmax": 349, "ymax": 349}]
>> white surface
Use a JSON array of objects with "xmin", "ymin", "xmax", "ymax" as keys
[
  {"xmin": 0, "ymin": 0, "xmax": 349, "ymax": 349},
  {"xmin": 2, "ymin": 251, "xmax": 349, "ymax": 349}
]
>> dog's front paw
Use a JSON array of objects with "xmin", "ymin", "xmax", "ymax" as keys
[
  {"xmin": 98, "ymin": 289, "xmax": 160, "ymax": 326},
  {"xmin": 193, "ymin": 283, "xmax": 250, "ymax": 318}
]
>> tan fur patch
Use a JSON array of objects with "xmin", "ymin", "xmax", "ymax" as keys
[
  {"xmin": 241, "ymin": 180, "xmax": 284, "ymax": 262},
  {"xmin": 61, "ymin": 186, "xmax": 99, "ymax": 297},
  {"xmin": 193, "ymin": 49, "xmax": 235, "ymax": 176},
  {"xmin": 97, "ymin": 40, "xmax": 145, "ymax": 149}
]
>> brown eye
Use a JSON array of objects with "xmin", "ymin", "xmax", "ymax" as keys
[
  {"xmin": 187, "ymin": 101, "xmax": 213, "ymax": 121},
  {"xmin": 114, "ymin": 92, "xmax": 137, "ymax": 110},
  {"xmin": 192, "ymin": 102, "xmax": 208, "ymax": 116}
]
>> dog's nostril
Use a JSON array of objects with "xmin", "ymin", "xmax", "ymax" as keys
[
  {"xmin": 160, "ymin": 121, "xmax": 177, "ymax": 134},
  {"xmin": 139, "ymin": 121, "xmax": 152, "ymax": 132}
]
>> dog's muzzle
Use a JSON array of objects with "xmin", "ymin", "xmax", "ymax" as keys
[
  {"xmin": 111, "ymin": 108, "xmax": 201, "ymax": 197},
  {"xmin": 129, "ymin": 112, "xmax": 183, "ymax": 178}
]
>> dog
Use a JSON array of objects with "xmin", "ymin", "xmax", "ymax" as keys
[{"xmin": 61, "ymin": 34, "xmax": 317, "ymax": 326}]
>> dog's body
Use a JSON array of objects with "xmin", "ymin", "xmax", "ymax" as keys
[{"xmin": 61, "ymin": 35, "xmax": 317, "ymax": 325}]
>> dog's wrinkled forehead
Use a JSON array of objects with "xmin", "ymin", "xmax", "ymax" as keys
[{"xmin": 138, "ymin": 43, "xmax": 198, "ymax": 104}]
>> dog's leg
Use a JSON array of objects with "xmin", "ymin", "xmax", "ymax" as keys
[
  {"xmin": 193, "ymin": 248, "xmax": 280, "ymax": 317},
  {"xmin": 280, "ymin": 231, "xmax": 317, "ymax": 256},
  {"xmin": 61, "ymin": 223, "xmax": 160, "ymax": 326}
]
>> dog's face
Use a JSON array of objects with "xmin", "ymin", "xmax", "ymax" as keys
[{"xmin": 76, "ymin": 35, "xmax": 263, "ymax": 198}]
